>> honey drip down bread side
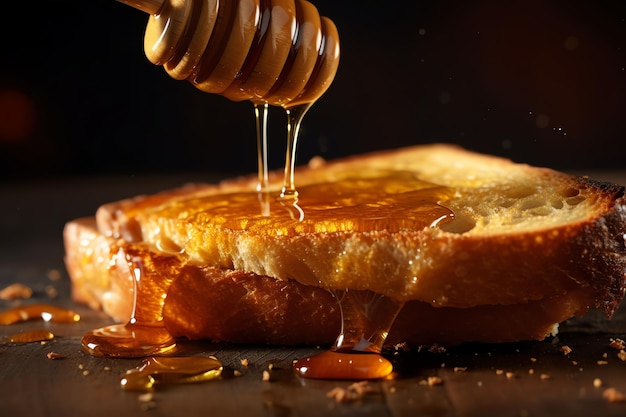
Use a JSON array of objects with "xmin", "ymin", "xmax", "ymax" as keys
[{"xmin": 63, "ymin": 144, "xmax": 626, "ymax": 347}]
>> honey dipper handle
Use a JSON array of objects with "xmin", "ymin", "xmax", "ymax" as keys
[{"xmin": 117, "ymin": 0, "xmax": 163, "ymax": 15}]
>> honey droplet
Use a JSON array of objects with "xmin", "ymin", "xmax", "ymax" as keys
[
  {"xmin": 120, "ymin": 356, "xmax": 223, "ymax": 392},
  {"xmin": 0, "ymin": 304, "xmax": 80, "ymax": 325},
  {"xmin": 82, "ymin": 323, "xmax": 177, "ymax": 358},
  {"xmin": 293, "ymin": 289, "xmax": 403, "ymax": 380},
  {"xmin": 293, "ymin": 350, "xmax": 393, "ymax": 380},
  {"xmin": 8, "ymin": 329, "xmax": 55, "ymax": 343}
]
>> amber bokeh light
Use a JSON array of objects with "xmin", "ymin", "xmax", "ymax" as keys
[{"xmin": 0, "ymin": 90, "xmax": 35, "ymax": 143}]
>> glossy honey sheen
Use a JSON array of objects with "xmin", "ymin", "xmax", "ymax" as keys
[
  {"xmin": 293, "ymin": 350, "xmax": 393, "ymax": 380},
  {"xmin": 151, "ymin": 170, "xmax": 454, "ymax": 235},
  {"xmin": 0, "ymin": 304, "xmax": 80, "ymax": 325},
  {"xmin": 121, "ymin": 356, "xmax": 223, "ymax": 391},
  {"xmin": 8, "ymin": 329, "xmax": 55, "ymax": 343}
]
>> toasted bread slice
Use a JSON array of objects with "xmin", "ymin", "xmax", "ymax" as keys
[{"xmin": 63, "ymin": 144, "xmax": 626, "ymax": 346}]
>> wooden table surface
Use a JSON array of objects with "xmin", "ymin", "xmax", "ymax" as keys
[{"xmin": 1, "ymin": 171, "xmax": 625, "ymax": 417}]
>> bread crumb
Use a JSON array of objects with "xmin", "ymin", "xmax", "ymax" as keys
[
  {"xmin": 530, "ymin": 357, "xmax": 537, "ymax": 363},
  {"xmin": 326, "ymin": 387, "xmax": 349, "ymax": 403},
  {"xmin": 78, "ymin": 364, "xmax": 84, "ymax": 370},
  {"xmin": 560, "ymin": 345, "xmax": 572, "ymax": 355},
  {"xmin": 82, "ymin": 370, "xmax": 90, "ymax": 376},
  {"xmin": 139, "ymin": 402, "xmax": 157, "ymax": 411},
  {"xmin": 429, "ymin": 344, "xmax": 446, "ymax": 353},
  {"xmin": 103, "ymin": 366, "xmax": 111, "ymax": 371},
  {"xmin": 602, "ymin": 352, "xmax": 608, "ymax": 359},
  {"xmin": 597, "ymin": 360, "xmax": 608, "ymax": 366},
  {"xmin": 393, "ymin": 342, "xmax": 410, "ymax": 352},
  {"xmin": 477, "ymin": 381, "xmax": 483, "ymax": 387},
  {"xmin": 453, "ymin": 367, "xmax": 467, "ymax": 373},
  {"xmin": 46, "ymin": 352, "xmax": 63, "ymax": 360},
  {"xmin": 47, "ymin": 269, "xmax": 61, "ymax": 281},
  {"xmin": 348, "ymin": 381, "xmax": 373, "ymax": 395},
  {"xmin": 326, "ymin": 381, "xmax": 374, "ymax": 403},
  {"xmin": 603, "ymin": 388, "xmax": 626, "ymax": 403},
  {"xmin": 617, "ymin": 350, "xmax": 626, "ymax": 362},
  {"xmin": 496, "ymin": 369, "xmax": 504, "ymax": 375},
  {"xmin": 45, "ymin": 285, "xmax": 58, "ymax": 299},
  {"xmin": 137, "ymin": 392, "xmax": 156, "ymax": 411},
  {"xmin": 138, "ymin": 393, "xmax": 153, "ymax": 402},
  {"xmin": 528, "ymin": 369, "xmax": 535, "ymax": 375},
  {"xmin": 427, "ymin": 376, "xmax": 443, "ymax": 386},
  {"xmin": 307, "ymin": 155, "xmax": 326, "ymax": 169},
  {"xmin": 609, "ymin": 338, "xmax": 625, "ymax": 350},
  {"xmin": 0, "ymin": 283, "xmax": 32, "ymax": 300},
  {"xmin": 571, "ymin": 360, "xmax": 579, "ymax": 365},
  {"xmin": 138, "ymin": 392, "xmax": 156, "ymax": 411},
  {"xmin": 262, "ymin": 370, "xmax": 271, "ymax": 382},
  {"xmin": 593, "ymin": 378, "xmax": 603, "ymax": 388},
  {"xmin": 506, "ymin": 372, "xmax": 516, "ymax": 380},
  {"xmin": 240, "ymin": 358, "xmax": 249, "ymax": 367},
  {"xmin": 234, "ymin": 370, "xmax": 243, "ymax": 377},
  {"xmin": 539, "ymin": 373, "xmax": 551, "ymax": 380}
]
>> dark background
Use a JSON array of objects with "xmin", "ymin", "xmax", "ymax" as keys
[{"xmin": 1, "ymin": 0, "xmax": 625, "ymax": 182}]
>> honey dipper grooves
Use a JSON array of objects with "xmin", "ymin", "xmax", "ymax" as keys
[{"xmin": 122, "ymin": 0, "xmax": 340, "ymax": 107}]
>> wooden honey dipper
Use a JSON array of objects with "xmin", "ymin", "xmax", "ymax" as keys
[{"xmin": 118, "ymin": 0, "xmax": 340, "ymax": 198}]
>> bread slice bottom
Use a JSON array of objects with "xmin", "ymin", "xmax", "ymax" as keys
[{"xmin": 64, "ymin": 218, "xmax": 599, "ymax": 347}]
